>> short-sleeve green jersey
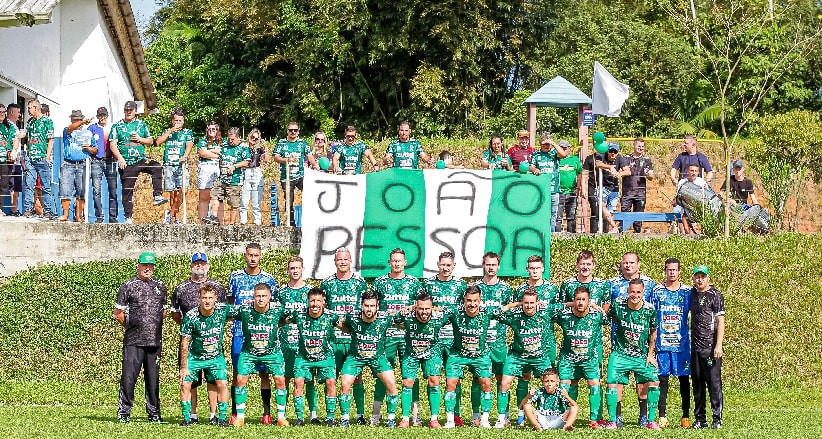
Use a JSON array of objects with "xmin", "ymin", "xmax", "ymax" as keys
[
  {"xmin": 344, "ymin": 312, "xmax": 392, "ymax": 360},
  {"xmin": 278, "ymin": 284, "xmax": 310, "ymax": 350},
  {"xmin": 529, "ymin": 149, "xmax": 560, "ymax": 193},
  {"xmin": 481, "ymin": 150, "xmax": 511, "ymax": 169},
  {"xmin": 275, "ymin": 138, "xmax": 311, "ymax": 181},
  {"xmin": 181, "ymin": 303, "xmax": 231, "ymax": 360},
  {"xmin": 448, "ymin": 306, "xmax": 499, "ymax": 358},
  {"xmin": 497, "ymin": 305, "xmax": 556, "ymax": 358},
  {"xmin": 219, "ymin": 142, "xmax": 251, "ymax": 185},
  {"xmin": 560, "ymin": 277, "xmax": 612, "ymax": 307},
  {"xmin": 473, "ymin": 280, "xmax": 513, "ymax": 346},
  {"xmin": 320, "ymin": 274, "xmax": 368, "ymax": 342},
  {"xmin": 233, "ymin": 303, "xmax": 285, "ymax": 356},
  {"xmin": 558, "ymin": 155, "xmax": 582, "ymax": 194},
  {"xmin": 386, "ymin": 138, "xmax": 423, "ymax": 169},
  {"xmin": 514, "ymin": 280, "xmax": 561, "ymax": 304},
  {"xmin": 422, "ymin": 275, "xmax": 467, "ymax": 340},
  {"xmin": 196, "ymin": 137, "xmax": 225, "ymax": 164},
  {"xmin": 25, "ymin": 115, "xmax": 54, "ymax": 162},
  {"xmin": 291, "ymin": 310, "xmax": 339, "ymax": 362},
  {"xmin": 335, "ymin": 141, "xmax": 370, "ymax": 174},
  {"xmin": 109, "ymin": 119, "xmax": 151, "ymax": 165},
  {"xmin": 162, "ymin": 129, "xmax": 194, "ymax": 166},
  {"xmin": 0, "ymin": 122, "xmax": 18, "ymax": 163},
  {"xmin": 553, "ymin": 306, "xmax": 607, "ymax": 363},
  {"xmin": 373, "ymin": 274, "xmax": 422, "ymax": 339},
  {"xmin": 529, "ymin": 388, "xmax": 571, "ymax": 417},
  {"xmin": 607, "ymin": 297, "xmax": 657, "ymax": 358},
  {"xmin": 394, "ymin": 309, "xmax": 450, "ymax": 359}
]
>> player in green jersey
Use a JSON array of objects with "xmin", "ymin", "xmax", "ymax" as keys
[
  {"xmin": 472, "ymin": 252, "xmax": 513, "ymax": 426},
  {"xmin": 495, "ymin": 288, "xmax": 557, "ymax": 428},
  {"xmin": 179, "ymin": 285, "xmax": 232, "ymax": 427},
  {"xmin": 553, "ymin": 286, "xmax": 608, "ymax": 429},
  {"xmin": 332, "ymin": 125, "xmax": 380, "ymax": 174},
  {"xmin": 393, "ymin": 292, "xmax": 451, "ymax": 428},
  {"xmin": 521, "ymin": 368, "xmax": 578, "ymax": 431},
  {"xmin": 320, "ymin": 247, "xmax": 369, "ymax": 424},
  {"xmin": 383, "ymin": 121, "xmax": 433, "ymax": 169},
  {"xmin": 605, "ymin": 279, "xmax": 661, "ymax": 430},
  {"xmin": 560, "ymin": 250, "xmax": 612, "ymax": 308},
  {"xmin": 232, "ymin": 283, "xmax": 289, "ymax": 427},
  {"xmin": 286, "ymin": 288, "xmax": 340, "ymax": 426},
  {"xmin": 337, "ymin": 290, "xmax": 399, "ymax": 427},
  {"xmin": 371, "ymin": 248, "xmax": 422, "ymax": 425}
]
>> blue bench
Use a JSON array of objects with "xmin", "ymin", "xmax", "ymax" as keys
[{"xmin": 611, "ymin": 212, "xmax": 682, "ymax": 232}]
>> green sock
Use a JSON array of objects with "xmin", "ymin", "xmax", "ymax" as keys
[
  {"xmin": 471, "ymin": 381, "xmax": 481, "ymax": 414},
  {"xmin": 306, "ymin": 381, "xmax": 318, "ymax": 413},
  {"xmin": 516, "ymin": 379, "xmax": 529, "ymax": 411},
  {"xmin": 339, "ymin": 393, "xmax": 352, "ymax": 416},
  {"xmin": 275, "ymin": 388, "xmax": 287, "ymax": 418},
  {"xmin": 325, "ymin": 396, "xmax": 337, "ymax": 420},
  {"xmin": 374, "ymin": 380, "xmax": 386, "ymax": 404},
  {"xmin": 648, "ymin": 385, "xmax": 660, "ymax": 422},
  {"xmin": 444, "ymin": 390, "xmax": 456, "ymax": 414},
  {"xmin": 401, "ymin": 386, "xmax": 413, "ymax": 417},
  {"xmin": 454, "ymin": 380, "xmax": 462, "ymax": 415},
  {"xmin": 568, "ymin": 385, "xmax": 579, "ymax": 402},
  {"xmin": 217, "ymin": 401, "xmax": 229, "ymax": 421},
  {"xmin": 294, "ymin": 395, "xmax": 305, "ymax": 419},
  {"xmin": 589, "ymin": 385, "xmax": 602, "ymax": 421},
  {"xmin": 428, "ymin": 386, "xmax": 442, "ymax": 418},
  {"xmin": 497, "ymin": 390, "xmax": 510, "ymax": 415},
  {"xmin": 235, "ymin": 386, "xmax": 248, "ymax": 417},
  {"xmin": 606, "ymin": 387, "xmax": 618, "ymax": 422},
  {"xmin": 480, "ymin": 391, "xmax": 493, "ymax": 414},
  {"xmin": 386, "ymin": 393, "xmax": 399, "ymax": 417},
  {"xmin": 180, "ymin": 400, "xmax": 191, "ymax": 422},
  {"xmin": 353, "ymin": 383, "xmax": 365, "ymax": 416}
]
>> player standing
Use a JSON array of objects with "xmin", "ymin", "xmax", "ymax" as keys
[{"xmin": 689, "ymin": 265, "xmax": 725, "ymax": 429}]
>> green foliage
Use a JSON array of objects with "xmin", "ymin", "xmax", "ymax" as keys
[{"xmin": 484, "ymin": 90, "xmax": 578, "ymax": 139}]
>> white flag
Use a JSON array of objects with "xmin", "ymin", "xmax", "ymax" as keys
[{"xmin": 592, "ymin": 61, "xmax": 630, "ymax": 117}]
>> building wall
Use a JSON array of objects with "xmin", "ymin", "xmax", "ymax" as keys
[{"xmin": 0, "ymin": 6, "xmax": 62, "ymax": 105}]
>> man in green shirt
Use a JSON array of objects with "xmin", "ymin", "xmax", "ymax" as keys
[
  {"xmin": 272, "ymin": 121, "xmax": 318, "ymax": 225},
  {"xmin": 155, "ymin": 109, "xmax": 193, "ymax": 224},
  {"xmin": 109, "ymin": 100, "xmax": 167, "ymax": 223},
  {"xmin": 556, "ymin": 141, "xmax": 582, "ymax": 232},
  {"xmin": 528, "ymin": 134, "xmax": 570, "ymax": 232},
  {"xmin": 22, "ymin": 99, "xmax": 57, "ymax": 219},
  {"xmin": 209, "ymin": 127, "xmax": 250, "ymax": 225},
  {"xmin": 337, "ymin": 290, "xmax": 399, "ymax": 427},
  {"xmin": 332, "ymin": 125, "xmax": 380, "ymax": 174},
  {"xmin": 383, "ymin": 121, "xmax": 432, "ymax": 169},
  {"xmin": 560, "ymin": 250, "xmax": 612, "ymax": 307}
]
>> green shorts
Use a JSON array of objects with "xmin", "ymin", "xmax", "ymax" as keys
[
  {"xmin": 294, "ymin": 356, "xmax": 337, "ymax": 382},
  {"xmin": 502, "ymin": 355, "xmax": 553, "ymax": 378},
  {"xmin": 490, "ymin": 342, "xmax": 508, "ymax": 375},
  {"xmin": 186, "ymin": 355, "xmax": 228, "ymax": 383},
  {"xmin": 401, "ymin": 353, "xmax": 443, "ymax": 380},
  {"xmin": 237, "ymin": 350, "xmax": 284, "ymax": 377},
  {"xmin": 606, "ymin": 352, "xmax": 658, "ymax": 385},
  {"xmin": 333, "ymin": 341, "xmax": 351, "ymax": 374},
  {"xmin": 282, "ymin": 346, "xmax": 298, "ymax": 379},
  {"xmin": 558, "ymin": 356, "xmax": 601, "ymax": 382},
  {"xmin": 445, "ymin": 352, "xmax": 492, "ymax": 379},
  {"xmin": 340, "ymin": 354, "xmax": 393, "ymax": 377},
  {"xmin": 384, "ymin": 338, "xmax": 404, "ymax": 367}
]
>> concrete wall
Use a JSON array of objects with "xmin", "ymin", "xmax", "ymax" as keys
[{"xmin": 0, "ymin": 221, "xmax": 301, "ymax": 277}]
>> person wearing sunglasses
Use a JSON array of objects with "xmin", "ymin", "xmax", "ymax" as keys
[
  {"xmin": 272, "ymin": 121, "xmax": 318, "ymax": 225},
  {"xmin": 332, "ymin": 125, "xmax": 379, "ymax": 175},
  {"xmin": 528, "ymin": 133, "xmax": 571, "ymax": 232},
  {"xmin": 240, "ymin": 128, "xmax": 267, "ymax": 225},
  {"xmin": 196, "ymin": 121, "xmax": 225, "ymax": 224}
]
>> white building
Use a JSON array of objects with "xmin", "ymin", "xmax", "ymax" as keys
[{"xmin": 0, "ymin": 0, "xmax": 156, "ymax": 128}]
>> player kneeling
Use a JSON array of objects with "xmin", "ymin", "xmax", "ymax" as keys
[{"xmin": 521, "ymin": 368, "xmax": 578, "ymax": 431}]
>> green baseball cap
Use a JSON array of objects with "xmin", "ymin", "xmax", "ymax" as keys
[
  {"xmin": 692, "ymin": 264, "xmax": 710, "ymax": 276},
  {"xmin": 138, "ymin": 251, "xmax": 157, "ymax": 265}
]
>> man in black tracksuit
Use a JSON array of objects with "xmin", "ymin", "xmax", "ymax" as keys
[{"xmin": 688, "ymin": 265, "xmax": 725, "ymax": 429}]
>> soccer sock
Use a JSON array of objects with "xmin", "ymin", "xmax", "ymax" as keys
[
  {"xmin": 617, "ymin": 400, "xmax": 622, "ymax": 417},
  {"xmin": 412, "ymin": 381, "xmax": 420, "ymax": 418},
  {"xmin": 386, "ymin": 394, "xmax": 398, "ymax": 420},
  {"xmin": 429, "ymin": 386, "xmax": 442, "ymax": 420},
  {"xmin": 371, "ymin": 401, "xmax": 383, "ymax": 420},
  {"xmin": 648, "ymin": 386, "xmax": 660, "ymax": 422},
  {"xmin": 231, "ymin": 385, "xmax": 237, "ymax": 415},
  {"xmin": 471, "ymin": 381, "xmax": 481, "ymax": 415},
  {"xmin": 454, "ymin": 380, "xmax": 463, "ymax": 416},
  {"xmin": 589, "ymin": 385, "xmax": 602, "ymax": 421},
  {"xmin": 639, "ymin": 398, "xmax": 648, "ymax": 418},
  {"xmin": 190, "ymin": 413, "xmax": 198, "ymax": 421},
  {"xmin": 306, "ymin": 381, "xmax": 318, "ymax": 417},
  {"xmin": 497, "ymin": 391, "xmax": 510, "ymax": 416},
  {"xmin": 235, "ymin": 386, "xmax": 248, "ymax": 418},
  {"xmin": 294, "ymin": 395, "xmax": 305, "ymax": 420},
  {"xmin": 679, "ymin": 376, "xmax": 691, "ymax": 418},
  {"xmin": 339, "ymin": 393, "xmax": 352, "ymax": 418},
  {"xmin": 401, "ymin": 386, "xmax": 413, "ymax": 418},
  {"xmin": 444, "ymin": 390, "xmax": 457, "ymax": 414},
  {"xmin": 568, "ymin": 385, "xmax": 579, "ymax": 402},
  {"xmin": 516, "ymin": 379, "xmax": 529, "ymax": 416},
  {"xmin": 353, "ymin": 382, "xmax": 365, "ymax": 416},
  {"xmin": 325, "ymin": 396, "xmax": 337, "ymax": 420},
  {"xmin": 658, "ymin": 375, "xmax": 670, "ymax": 417},
  {"xmin": 606, "ymin": 387, "xmax": 618, "ymax": 422},
  {"xmin": 480, "ymin": 391, "xmax": 493, "ymax": 415},
  {"xmin": 180, "ymin": 400, "xmax": 192, "ymax": 422},
  {"xmin": 374, "ymin": 380, "xmax": 386, "ymax": 404},
  {"xmin": 275, "ymin": 388, "xmax": 287, "ymax": 419},
  {"xmin": 261, "ymin": 388, "xmax": 271, "ymax": 416},
  {"xmin": 217, "ymin": 401, "xmax": 229, "ymax": 421}
]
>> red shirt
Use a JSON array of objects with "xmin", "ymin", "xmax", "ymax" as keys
[{"xmin": 507, "ymin": 145, "xmax": 534, "ymax": 167}]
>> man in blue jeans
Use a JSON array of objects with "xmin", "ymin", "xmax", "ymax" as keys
[
  {"xmin": 88, "ymin": 106, "xmax": 120, "ymax": 223},
  {"xmin": 57, "ymin": 110, "xmax": 97, "ymax": 222},
  {"xmin": 23, "ymin": 99, "xmax": 56, "ymax": 219}
]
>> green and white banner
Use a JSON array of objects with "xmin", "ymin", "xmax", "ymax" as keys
[{"xmin": 300, "ymin": 168, "xmax": 552, "ymax": 279}]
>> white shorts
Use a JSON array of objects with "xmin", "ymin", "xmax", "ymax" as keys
[
  {"xmin": 196, "ymin": 162, "xmax": 219, "ymax": 190},
  {"xmin": 537, "ymin": 413, "xmax": 566, "ymax": 430}
]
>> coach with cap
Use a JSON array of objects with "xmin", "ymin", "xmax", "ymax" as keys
[
  {"xmin": 720, "ymin": 160, "xmax": 758, "ymax": 206},
  {"xmin": 57, "ymin": 110, "xmax": 96, "ymax": 221},
  {"xmin": 688, "ymin": 265, "xmax": 725, "ymax": 429}
]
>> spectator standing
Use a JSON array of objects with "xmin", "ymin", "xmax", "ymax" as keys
[
  {"xmin": 720, "ymin": 160, "xmax": 758, "ymax": 206},
  {"xmin": 155, "ymin": 109, "xmax": 193, "ymax": 224},
  {"xmin": 208, "ymin": 127, "xmax": 250, "ymax": 225},
  {"xmin": 481, "ymin": 136, "xmax": 513, "ymax": 171},
  {"xmin": 333, "ymin": 125, "xmax": 379, "ymax": 174},
  {"xmin": 308, "ymin": 130, "xmax": 334, "ymax": 171},
  {"xmin": 556, "ymin": 141, "xmax": 582, "ymax": 232},
  {"xmin": 58, "ymin": 110, "xmax": 97, "ymax": 222},
  {"xmin": 507, "ymin": 130, "xmax": 533, "ymax": 168},
  {"xmin": 529, "ymin": 134, "xmax": 571, "ymax": 232},
  {"xmin": 88, "ymin": 106, "xmax": 119, "ymax": 223},
  {"xmin": 272, "ymin": 122, "xmax": 318, "ymax": 225},
  {"xmin": 195, "ymin": 121, "xmax": 224, "ymax": 224},
  {"xmin": 240, "ymin": 128, "xmax": 267, "ymax": 225},
  {"xmin": 581, "ymin": 145, "xmax": 619, "ymax": 233},
  {"xmin": 616, "ymin": 138, "xmax": 655, "ymax": 233},
  {"xmin": 384, "ymin": 121, "xmax": 432, "ymax": 169},
  {"xmin": 0, "ymin": 104, "xmax": 20, "ymax": 214},
  {"xmin": 22, "ymin": 99, "xmax": 56, "ymax": 219},
  {"xmin": 670, "ymin": 135, "xmax": 713, "ymax": 185},
  {"xmin": 7, "ymin": 103, "xmax": 24, "ymax": 215}
]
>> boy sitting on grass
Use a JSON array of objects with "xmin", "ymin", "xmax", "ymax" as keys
[{"xmin": 521, "ymin": 368, "xmax": 579, "ymax": 431}]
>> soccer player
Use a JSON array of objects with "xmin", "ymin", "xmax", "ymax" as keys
[
  {"xmin": 371, "ymin": 248, "xmax": 422, "ymax": 425},
  {"xmin": 320, "ymin": 247, "xmax": 368, "ymax": 424},
  {"xmin": 393, "ymin": 292, "xmax": 451, "ymax": 428},
  {"xmin": 337, "ymin": 291, "xmax": 399, "ymax": 427},
  {"xmin": 604, "ymin": 279, "xmax": 661, "ymax": 430},
  {"xmin": 277, "ymin": 256, "xmax": 319, "ymax": 424},
  {"xmin": 287, "ymin": 288, "xmax": 340, "ymax": 426},
  {"xmin": 560, "ymin": 250, "xmax": 612, "ymax": 308},
  {"xmin": 227, "ymin": 243, "xmax": 278, "ymax": 424},
  {"xmin": 231, "ymin": 283, "xmax": 289, "ymax": 427},
  {"xmin": 170, "ymin": 253, "xmax": 227, "ymax": 424},
  {"xmin": 422, "ymin": 251, "xmax": 468, "ymax": 426},
  {"xmin": 472, "ymin": 252, "xmax": 513, "ymax": 426},
  {"xmin": 689, "ymin": 265, "xmax": 725, "ymax": 429},
  {"xmin": 648, "ymin": 258, "xmax": 692, "ymax": 428},
  {"xmin": 495, "ymin": 288, "xmax": 557, "ymax": 428},
  {"xmin": 179, "ymin": 285, "xmax": 231, "ymax": 427},
  {"xmin": 521, "ymin": 368, "xmax": 578, "ymax": 431},
  {"xmin": 553, "ymin": 286, "xmax": 607, "ymax": 429},
  {"xmin": 383, "ymin": 120, "xmax": 433, "ymax": 169}
]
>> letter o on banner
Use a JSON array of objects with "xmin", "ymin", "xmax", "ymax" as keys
[
  {"xmin": 382, "ymin": 183, "xmax": 415, "ymax": 213},
  {"xmin": 502, "ymin": 181, "xmax": 543, "ymax": 216}
]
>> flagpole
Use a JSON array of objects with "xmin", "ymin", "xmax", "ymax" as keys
[{"xmin": 598, "ymin": 168, "xmax": 604, "ymax": 233}]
